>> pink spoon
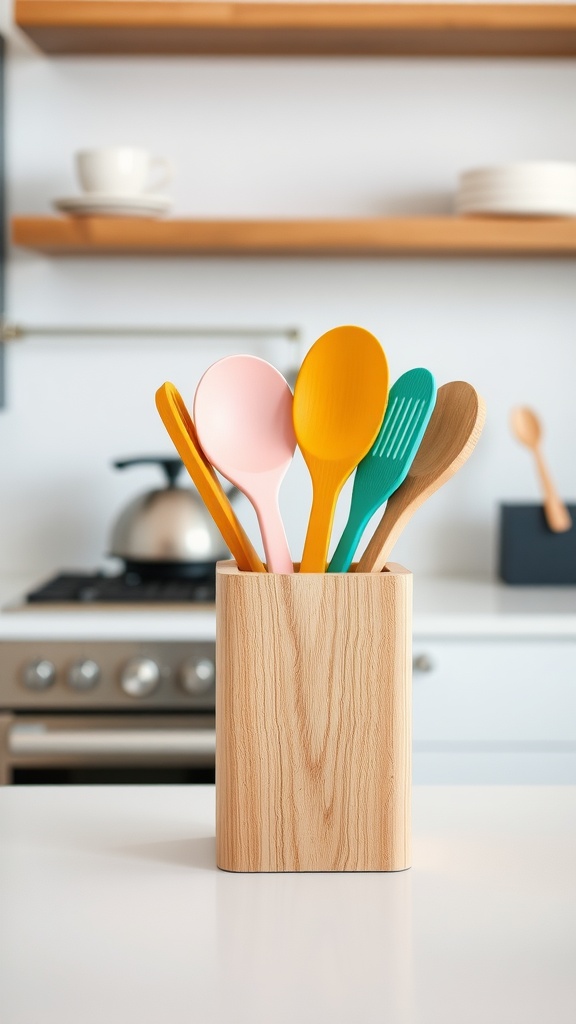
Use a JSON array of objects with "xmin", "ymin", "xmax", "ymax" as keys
[{"xmin": 194, "ymin": 355, "xmax": 296, "ymax": 574}]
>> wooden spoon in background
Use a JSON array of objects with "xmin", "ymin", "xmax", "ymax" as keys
[
  {"xmin": 356, "ymin": 381, "xmax": 486, "ymax": 573},
  {"xmin": 510, "ymin": 406, "xmax": 572, "ymax": 533}
]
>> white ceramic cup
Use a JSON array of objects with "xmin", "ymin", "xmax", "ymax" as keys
[{"xmin": 76, "ymin": 147, "xmax": 172, "ymax": 196}]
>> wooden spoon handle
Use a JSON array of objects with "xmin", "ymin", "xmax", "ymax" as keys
[
  {"xmin": 355, "ymin": 490, "xmax": 416, "ymax": 573},
  {"xmin": 534, "ymin": 447, "xmax": 573, "ymax": 533}
]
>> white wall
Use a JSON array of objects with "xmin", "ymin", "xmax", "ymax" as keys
[{"xmin": 1, "ymin": 8, "xmax": 575, "ymax": 579}]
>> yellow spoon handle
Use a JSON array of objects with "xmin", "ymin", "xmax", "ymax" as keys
[{"xmin": 299, "ymin": 476, "xmax": 341, "ymax": 573}]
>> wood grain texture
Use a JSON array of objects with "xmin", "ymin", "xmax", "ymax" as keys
[
  {"xmin": 216, "ymin": 560, "xmax": 412, "ymax": 872},
  {"xmin": 15, "ymin": 3, "xmax": 576, "ymax": 56},
  {"xmin": 12, "ymin": 216, "xmax": 576, "ymax": 257}
]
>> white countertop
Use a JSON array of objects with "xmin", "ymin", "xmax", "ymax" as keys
[
  {"xmin": 0, "ymin": 573, "xmax": 575, "ymax": 639},
  {"xmin": 0, "ymin": 785, "xmax": 575, "ymax": 1024},
  {"xmin": 413, "ymin": 575, "xmax": 576, "ymax": 636}
]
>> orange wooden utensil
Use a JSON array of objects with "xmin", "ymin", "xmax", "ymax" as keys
[
  {"xmin": 155, "ymin": 382, "xmax": 266, "ymax": 573},
  {"xmin": 356, "ymin": 381, "xmax": 486, "ymax": 573},
  {"xmin": 293, "ymin": 325, "xmax": 389, "ymax": 573}
]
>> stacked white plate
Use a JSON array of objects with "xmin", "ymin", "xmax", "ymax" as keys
[{"xmin": 455, "ymin": 162, "xmax": 576, "ymax": 217}]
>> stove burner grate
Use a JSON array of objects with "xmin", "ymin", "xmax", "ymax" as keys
[{"xmin": 25, "ymin": 572, "xmax": 216, "ymax": 604}]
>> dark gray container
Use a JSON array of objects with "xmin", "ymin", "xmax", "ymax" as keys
[{"xmin": 499, "ymin": 503, "xmax": 576, "ymax": 585}]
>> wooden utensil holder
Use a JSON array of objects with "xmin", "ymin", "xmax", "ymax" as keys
[{"xmin": 216, "ymin": 560, "xmax": 412, "ymax": 872}]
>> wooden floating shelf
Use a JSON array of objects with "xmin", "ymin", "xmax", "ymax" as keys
[
  {"xmin": 12, "ymin": 215, "xmax": 576, "ymax": 257},
  {"xmin": 14, "ymin": 3, "xmax": 576, "ymax": 57}
]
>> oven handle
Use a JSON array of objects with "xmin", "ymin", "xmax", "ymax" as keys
[{"xmin": 8, "ymin": 725, "xmax": 216, "ymax": 760}]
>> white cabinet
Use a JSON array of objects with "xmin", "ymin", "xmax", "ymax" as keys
[
  {"xmin": 411, "ymin": 579, "xmax": 576, "ymax": 783},
  {"xmin": 413, "ymin": 638, "xmax": 576, "ymax": 744}
]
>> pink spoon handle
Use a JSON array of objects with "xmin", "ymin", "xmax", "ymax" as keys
[
  {"xmin": 247, "ymin": 473, "xmax": 293, "ymax": 574},
  {"xmin": 255, "ymin": 494, "xmax": 294, "ymax": 574}
]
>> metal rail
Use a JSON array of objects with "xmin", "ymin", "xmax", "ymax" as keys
[
  {"xmin": 0, "ymin": 321, "xmax": 302, "ymax": 408},
  {"xmin": 0, "ymin": 323, "xmax": 301, "ymax": 342}
]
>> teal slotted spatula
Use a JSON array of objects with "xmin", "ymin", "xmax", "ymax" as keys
[{"xmin": 328, "ymin": 368, "xmax": 437, "ymax": 573}]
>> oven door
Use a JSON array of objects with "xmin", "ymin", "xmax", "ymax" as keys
[{"xmin": 0, "ymin": 712, "xmax": 216, "ymax": 785}]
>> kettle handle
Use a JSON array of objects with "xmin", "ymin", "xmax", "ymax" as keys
[
  {"xmin": 113, "ymin": 455, "xmax": 240, "ymax": 499},
  {"xmin": 113, "ymin": 457, "xmax": 183, "ymax": 488}
]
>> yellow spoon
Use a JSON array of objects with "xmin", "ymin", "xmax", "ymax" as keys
[
  {"xmin": 155, "ymin": 382, "xmax": 266, "ymax": 573},
  {"xmin": 293, "ymin": 325, "xmax": 389, "ymax": 573}
]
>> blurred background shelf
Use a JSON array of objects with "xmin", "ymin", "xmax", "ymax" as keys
[
  {"xmin": 14, "ymin": 2, "xmax": 576, "ymax": 57},
  {"xmin": 11, "ymin": 215, "xmax": 576, "ymax": 256}
]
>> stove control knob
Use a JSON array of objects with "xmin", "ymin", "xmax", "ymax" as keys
[
  {"xmin": 68, "ymin": 659, "xmax": 101, "ymax": 691},
  {"xmin": 180, "ymin": 657, "xmax": 215, "ymax": 695},
  {"xmin": 23, "ymin": 659, "xmax": 56, "ymax": 690},
  {"xmin": 120, "ymin": 657, "xmax": 161, "ymax": 698}
]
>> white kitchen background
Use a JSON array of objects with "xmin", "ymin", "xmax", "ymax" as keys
[{"xmin": 1, "ymin": 3, "xmax": 575, "ymax": 580}]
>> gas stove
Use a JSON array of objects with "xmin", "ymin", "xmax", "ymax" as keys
[
  {"xmin": 0, "ymin": 569, "xmax": 218, "ymax": 785},
  {"xmin": 25, "ymin": 570, "xmax": 216, "ymax": 605}
]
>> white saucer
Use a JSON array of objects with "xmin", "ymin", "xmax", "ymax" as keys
[
  {"xmin": 455, "ymin": 192, "xmax": 576, "ymax": 217},
  {"xmin": 53, "ymin": 193, "xmax": 172, "ymax": 218}
]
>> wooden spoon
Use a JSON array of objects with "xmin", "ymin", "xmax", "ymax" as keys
[
  {"xmin": 356, "ymin": 381, "xmax": 486, "ymax": 573},
  {"xmin": 510, "ymin": 406, "xmax": 572, "ymax": 533},
  {"xmin": 155, "ymin": 382, "xmax": 266, "ymax": 573},
  {"xmin": 194, "ymin": 355, "xmax": 296, "ymax": 574},
  {"xmin": 293, "ymin": 325, "xmax": 389, "ymax": 573}
]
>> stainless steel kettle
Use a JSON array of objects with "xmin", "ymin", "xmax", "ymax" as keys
[{"xmin": 109, "ymin": 456, "xmax": 230, "ymax": 578}]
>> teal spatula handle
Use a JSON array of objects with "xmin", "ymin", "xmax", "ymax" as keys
[{"xmin": 328, "ymin": 509, "xmax": 372, "ymax": 573}]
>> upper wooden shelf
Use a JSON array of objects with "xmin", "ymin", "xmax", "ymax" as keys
[
  {"xmin": 14, "ymin": 3, "xmax": 576, "ymax": 57},
  {"xmin": 12, "ymin": 215, "xmax": 576, "ymax": 256}
]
